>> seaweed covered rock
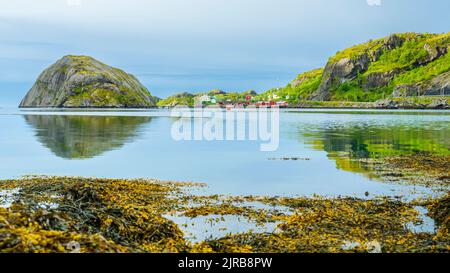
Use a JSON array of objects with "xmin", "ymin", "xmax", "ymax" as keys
[
  {"xmin": 19, "ymin": 55, "xmax": 157, "ymax": 108},
  {"xmin": 0, "ymin": 177, "xmax": 191, "ymax": 253},
  {"xmin": 0, "ymin": 176, "xmax": 449, "ymax": 253},
  {"xmin": 428, "ymin": 193, "xmax": 450, "ymax": 237}
]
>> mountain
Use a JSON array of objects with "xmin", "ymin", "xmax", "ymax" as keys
[
  {"xmin": 19, "ymin": 55, "xmax": 157, "ymax": 108},
  {"xmin": 265, "ymin": 32, "xmax": 450, "ymax": 103}
]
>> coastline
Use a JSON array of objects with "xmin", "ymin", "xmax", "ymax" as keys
[
  {"xmin": 0, "ymin": 176, "xmax": 448, "ymax": 253},
  {"xmin": 1, "ymin": 154, "xmax": 448, "ymax": 253},
  {"xmin": 158, "ymin": 97, "xmax": 450, "ymax": 110},
  {"xmin": 14, "ymin": 96, "xmax": 450, "ymax": 111}
]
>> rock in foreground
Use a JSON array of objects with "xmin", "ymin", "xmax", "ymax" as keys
[
  {"xmin": 20, "ymin": 55, "xmax": 156, "ymax": 108},
  {"xmin": 0, "ymin": 175, "xmax": 448, "ymax": 253}
]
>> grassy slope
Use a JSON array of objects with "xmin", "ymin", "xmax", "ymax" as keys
[
  {"xmin": 157, "ymin": 93, "xmax": 195, "ymax": 107},
  {"xmin": 256, "ymin": 69, "xmax": 323, "ymax": 103},
  {"xmin": 262, "ymin": 32, "xmax": 450, "ymax": 103}
]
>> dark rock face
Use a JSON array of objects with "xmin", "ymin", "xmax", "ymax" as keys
[
  {"xmin": 20, "ymin": 55, "xmax": 156, "ymax": 108},
  {"xmin": 244, "ymin": 90, "xmax": 258, "ymax": 95},
  {"xmin": 311, "ymin": 54, "xmax": 370, "ymax": 101},
  {"xmin": 416, "ymin": 43, "xmax": 448, "ymax": 66},
  {"xmin": 367, "ymin": 35, "xmax": 405, "ymax": 62},
  {"xmin": 173, "ymin": 92, "xmax": 194, "ymax": 98},
  {"xmin": 383, "ymin": 34, "xmax": 406, "ymax": 50},
  {"xmin": 364, "ymin": 71, "xmax": 396, "ymax": 89},
  {"xmin": 305, "ymin": 33, "xmax": 450, "ymax": 102},
  {"xmin": 393, "ymin": 71, "xmax": 450, "ymax": 97}
]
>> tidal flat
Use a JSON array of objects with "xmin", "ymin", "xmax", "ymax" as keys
[{"xmin": 0, "ymin": 168, "xmax": 448, "ymax": 253}]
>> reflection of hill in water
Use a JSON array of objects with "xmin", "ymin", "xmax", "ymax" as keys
[
  {"xmin": 303, "ymin": 122, "xmax": 450, "ymax": 175},
  {"xmin": 24, "ymin": 115, "xmax": 152, "ymax": 159}
]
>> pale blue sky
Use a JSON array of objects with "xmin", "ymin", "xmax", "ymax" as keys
[{"xmin": 1, "ymin": 0, "xmax": 449, "ymax": 106}]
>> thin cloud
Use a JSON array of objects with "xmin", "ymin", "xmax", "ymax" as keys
[{"xmin": 367, "ymin": 0, "xmax": 382, "ymax": 6}]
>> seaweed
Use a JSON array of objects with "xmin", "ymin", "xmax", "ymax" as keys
[{"xmin": 0, "ymin": 176, "xmax": 448, "ymax": 253}]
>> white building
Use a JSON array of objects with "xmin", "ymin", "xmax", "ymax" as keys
[{"xmin": 197, "ymin": 94, "xmax": 212, "ymax": 102}]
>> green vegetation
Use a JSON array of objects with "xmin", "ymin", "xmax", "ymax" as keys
[
  {"xmin": 157, "ymin": 90, "xmax": 259, "ymax": 107},
  {"xmin": 296, "ymin": 100, "xmax": 375, "ymax": 108},
  {"xmin": 393, "ymin": 51, "xmax": 450, "ymax": 86},
  {"xmin": 256, "ymin": 69, "xmax": 323, "ymax": 103},
  {"xmin": 154, "ymin": 33, "xmax": 450, "ymax": 107},
  {"xmin": 257, "ymin": 32, "xmax": 450, "ymax": 104},
  {"xmin": 331, "ymin": 82, "xmax": 388, "ymax": 102},
  {"xmin": 157, "ymin": 92, "xmax": 195, "ymax": 107},
  {"xmin": 330, "ymin": 37, "xmax": 385, "ymax": 63},
  {"xmin": 66, "ymin": 87, "xmax": 138, "ymax": 107},
  {"xmin": 366, "ymin": 33, "xmax": 450, "ymax": 74}
]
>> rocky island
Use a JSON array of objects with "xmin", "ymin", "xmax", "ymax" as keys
[{"xmin": 19, "ymin": 55, "xmax": 157, "ymax": 108}]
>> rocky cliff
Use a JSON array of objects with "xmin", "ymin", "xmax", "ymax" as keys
[
  {"xmin": 266, "ymin": 32, "xmax": 450, "ymax": 103},
  {"xmin": 20, "ymin": 55, "xmax": 156, "ymax": 108}
]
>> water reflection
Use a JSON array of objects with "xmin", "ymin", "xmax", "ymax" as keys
[
  {"xmin": 24, "ymin": 115, "xmax": 152, "ymax": 159},
  {"xmin": 302, "ymin": 121, "xmax": 450, "ymax": 175}
]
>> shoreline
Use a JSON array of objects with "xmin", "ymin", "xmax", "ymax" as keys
[
  {"xmin": 13, "ymin": 105, "xmax": 450, "ymax": 111},
  {"xmin": 1, "ymin": 151, "xmax": 449, "ymax": 253},
  {"xmin": 0, "ymin": 176, "xmax": 448, "ymax": 253},
  {"xmin": 12, "ymin": 97, "xmax": 450, "ymax": 111},
  {"xmin": 155, "ymin": 96, "xmax": 450, "ymax": 110}
]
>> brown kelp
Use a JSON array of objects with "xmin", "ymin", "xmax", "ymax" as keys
[{"xmin": 0, "ymin": 176, "xmax": 448, "ymax": 253}]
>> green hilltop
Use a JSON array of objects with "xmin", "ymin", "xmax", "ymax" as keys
[{"xmin": 263, "ymin": 32, "xmax": 450, "ymax": 104}]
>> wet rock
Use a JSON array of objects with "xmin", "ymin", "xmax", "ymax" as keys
[{"xmin": 20, "ymin": 55, "xmax": 156, "ymax": 108}]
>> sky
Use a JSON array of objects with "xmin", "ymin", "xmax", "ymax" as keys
[{"xmin": 0, "ymin": 0, "xmax": 449, "ymax": 106}]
